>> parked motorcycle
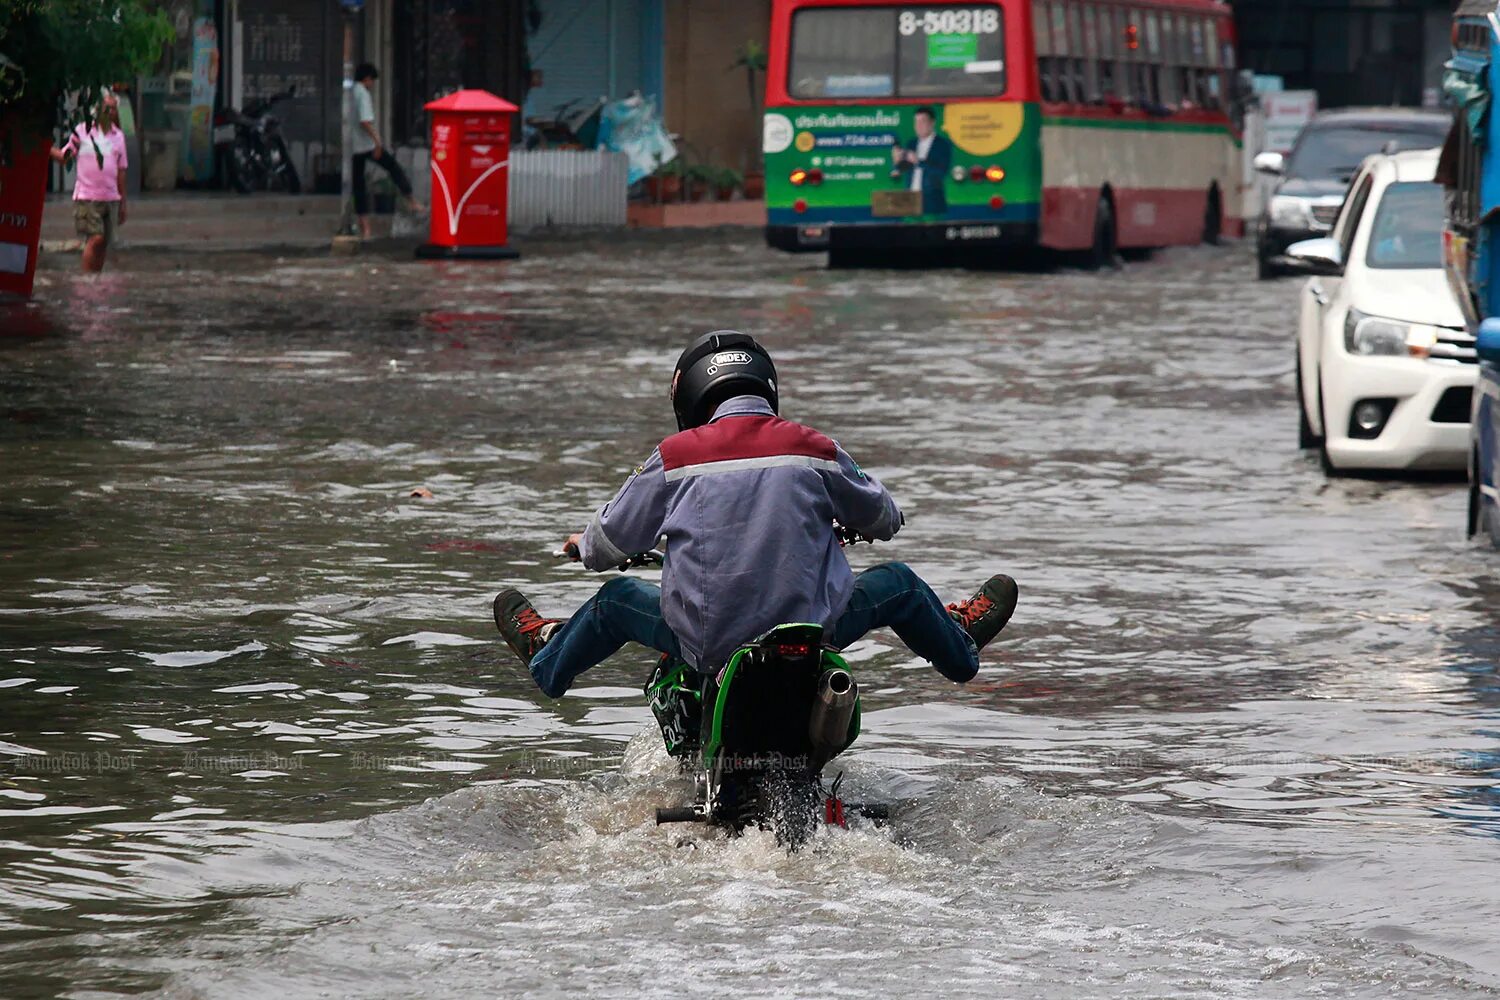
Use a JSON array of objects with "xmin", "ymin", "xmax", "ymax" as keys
[{"xmin": 214, "ymin": 86, "xmax": 301, "ymax": 194}]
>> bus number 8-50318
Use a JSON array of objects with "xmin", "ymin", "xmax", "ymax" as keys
[{"xmin": 898, "ymin": 8, "xmax": 1001, "ymax": 36}]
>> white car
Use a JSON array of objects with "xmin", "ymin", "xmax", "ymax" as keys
[{"xmin": 1292, "ymin": 148, "xmax": 1474, "ymax": 472}]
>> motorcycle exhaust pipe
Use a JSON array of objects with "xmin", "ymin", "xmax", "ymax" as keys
[{"xmin": 808, "ymin": 669, "xmax": 857, "ymax": 768}]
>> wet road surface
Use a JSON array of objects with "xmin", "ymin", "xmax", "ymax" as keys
[{"xmin": 3, "ymin": 233, "xmax": 1500, "ymax": 997}]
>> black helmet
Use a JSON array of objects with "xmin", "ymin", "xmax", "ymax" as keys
[{"xmin": 670, "ymin": 331, "xmax": 778, "ymax": 431}]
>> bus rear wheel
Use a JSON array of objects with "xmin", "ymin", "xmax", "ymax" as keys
[
  {"xmin": 1084, "ymin": 195, "xmax": 1117, "ymax": 270},
  {"xmin": 1202, "ymin": 187, "xmax": 1222, "ymax": 245}
]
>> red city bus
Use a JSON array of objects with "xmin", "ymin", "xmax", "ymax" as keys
[{"xmin": 764, "ymin": 0, "xmax": 1241, "ymax": 263}]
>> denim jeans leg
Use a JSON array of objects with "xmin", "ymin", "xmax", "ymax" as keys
[
  {"xmin": 528, "ymin": 576, "xmax": 682, "ymax": 698},
  {"xmin": 827, "ymin": 562, "xmax": 979, "ymax": 682}
]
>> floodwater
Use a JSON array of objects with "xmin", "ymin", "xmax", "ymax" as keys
[{"xmin": 2, "ymin": 233, "xmax": 1499, "ymax": 999}]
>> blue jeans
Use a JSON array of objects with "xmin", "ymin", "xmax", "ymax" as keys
[{"xmin": 527, "ymin": 562, "xmax": 979, "ymax": 698}]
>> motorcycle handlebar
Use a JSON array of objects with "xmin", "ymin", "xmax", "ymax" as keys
[{"xmin": 561, "ymin": 540, "xmax": 662, "ymax": 571}]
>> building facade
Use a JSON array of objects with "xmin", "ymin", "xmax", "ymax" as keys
[{"xmin": 1234, "ymin": 0, "xmax": 1456, "ymax": 109}]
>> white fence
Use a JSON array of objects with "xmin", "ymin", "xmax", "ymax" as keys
[
  {"xmin": 135, "ymin": 141, "xmax": 630, "ymax": 231},
  {"xmin": 508, "ymin": 150, "xmax": 629, "ymax": 227},
  {"xmin": 392, "ymin": 146, "xmax": 627, "ymax": 230}
]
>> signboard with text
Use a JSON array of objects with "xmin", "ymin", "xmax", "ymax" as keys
[{"xmin": 1262, "ymin": 90, "xmax": 1318, "ymax": 154}]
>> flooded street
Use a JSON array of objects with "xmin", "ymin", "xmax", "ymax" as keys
[{"xmin": 3, "ymin": 232, "xmax": 1500, "ymax": 998}]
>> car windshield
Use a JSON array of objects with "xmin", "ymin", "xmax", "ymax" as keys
[
  {"xmin": 1286, "ymin": 124, "xmax": 1446, "ymax": 182},
  {"xmin": 1364, "ymin": 181, "xmax": 1443, "ymax": 270}
]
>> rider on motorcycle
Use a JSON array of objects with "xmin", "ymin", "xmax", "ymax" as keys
[{"xmin": 494, "ymin": 331, "xmax": 1017, "ymax": 698}]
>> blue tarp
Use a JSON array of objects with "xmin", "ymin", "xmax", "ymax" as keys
[
  {"xmin": 595, "ymin": 95, "xmax": 677, "ymax": 185},
  {"xmin": 1447, "ymin": 53, "xmax": 1491, "ymax": 143}
]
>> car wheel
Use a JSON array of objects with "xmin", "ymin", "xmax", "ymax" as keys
[
  {"xmin": 1296, "ymin": 355, "xmax": 1319, "ymax": 449},
  {"xmin": 1468, "ymin": 447, "xmax": 1482, "ymax": 539},
  {"xmin": 1084, "ymin": 194, "xmax": 1117, "ymax": 271},
  {"xmin": 1202, "ymin": 187, "xmax": 1222, "ymax": 245}
]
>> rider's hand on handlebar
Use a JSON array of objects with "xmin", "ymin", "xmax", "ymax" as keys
[{"xmin": 562, "ymin": 533, "xmax": 583, "ymax": 561}]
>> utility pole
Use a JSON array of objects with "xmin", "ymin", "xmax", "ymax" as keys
[{"xmin": 333, "ymin": 0, "xmax": 364, "ymax": 250}]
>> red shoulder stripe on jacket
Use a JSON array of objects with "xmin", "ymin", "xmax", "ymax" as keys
[{"xmin": 659, "ymin": 415, "xmax": 837, "ymax": 472}]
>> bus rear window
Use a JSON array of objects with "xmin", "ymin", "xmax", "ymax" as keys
[{"xmin": 789, "ymin": 6, "xmax": 1006, "ymax": 100}]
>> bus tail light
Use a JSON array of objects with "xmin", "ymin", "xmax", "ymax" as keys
[
  {"xmin": 790, "ymin": 169, "xmax": 808, "ymax": 186},
  {"xmin": 969, "ymin": 165, "xmax": 984, "ymax": 182},
  {"xmin": 794, "ymin": 198, "xmax": 808, "ymax": 213},
  {"xmin": 951, "ymin": 166, "xmax": 966, "ymax": 183},
  {"xmin": 807, "ymin": 168, "xmax": 824, "ymax": 185},
  {"xmin": 985, "ymin": 166, "xmax": 1006, "ymax": 183},
  {"xmin": 989, "ymin": 195, "xmax": 1005, "ymax": 210}
]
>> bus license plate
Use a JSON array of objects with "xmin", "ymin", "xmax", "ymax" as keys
[{"xmin": 871, "ymin": 190, "xmax": 922, "ymax": 217}]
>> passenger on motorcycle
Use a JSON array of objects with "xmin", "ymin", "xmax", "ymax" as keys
[{"xmin": 494, "ymin": 331, "xmax": 1017, "ymax": 697}]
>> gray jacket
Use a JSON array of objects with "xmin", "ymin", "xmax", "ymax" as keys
[{"xmin": 579, "ymin": 395, "xmax": 902, "ymax": 668}]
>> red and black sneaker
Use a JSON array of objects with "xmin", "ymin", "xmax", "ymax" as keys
[
  {"xmin": 948, "ymin": 575, "xmax": 1019, "ymax": 652},
  {"xmin": 492, "ymin": 589, "xmax": 562, "ymax": 667}
]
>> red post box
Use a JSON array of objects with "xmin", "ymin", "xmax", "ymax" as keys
[
  {"xmin": 0, "ymin": 129, "xmax": 50, "ymax": 299},
  {"xmin": 416, "ymin": 89, "xmax": 520, "ymax": 260}
]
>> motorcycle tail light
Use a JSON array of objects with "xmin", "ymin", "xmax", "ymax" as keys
[{"xmin": 775, "ymin": 643, "xmax": 814, "ymax": 658}]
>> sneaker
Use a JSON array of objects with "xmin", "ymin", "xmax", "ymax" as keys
[
  {"xmin": 492, "ymin": 589, "xmax": 562, "ymax": 667},
  {"xmin": 948, "ymin": 575, "xmax": 1018, "ymax": 651}
]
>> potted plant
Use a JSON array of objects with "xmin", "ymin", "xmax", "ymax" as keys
[
  {"xmin": 642, "ymin": 158, "xmax": 684, "ymax": 203},
  {"xmin": 0, "ymin": 0, "xmax": 171, "ymax": 297},
  {"xmin": 742, "ymin": 169, "xmax": 765, "ymax": 200},
  {"xmin": 685, "ymin": 163, "xmax": 714, "ymax": 203},
  {"xmin": 715, "ymin": 167, "xmax": 742, "ymax": 201},
  {"xmin": 729, "ymin": 40, "xmax": 768, "ymax": 202}
]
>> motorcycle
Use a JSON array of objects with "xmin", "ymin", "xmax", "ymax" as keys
[
  {"xmin": 213, "ymin": 86, "xmax": 301, "ymax": 194},
  {"xmin": 522, "ymin": 96, "xmax": 606, "ymax": 150},
  {"xmin": 565, "ymin": 525, "xmax": 891, "ymax": 847}
]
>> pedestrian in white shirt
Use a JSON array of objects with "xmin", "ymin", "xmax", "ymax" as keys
[{"xmin": 351, "ymin": 63, "xmax": 424, "ymax": 239}]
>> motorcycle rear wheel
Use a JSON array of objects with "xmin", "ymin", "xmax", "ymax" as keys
[
  {"xmin": 223, "ymin": 146, "xmax": 253, "ymax": 194},
  {"xmin": 270, "ymin": 138, "xmax": 301, "ymax": 194}
]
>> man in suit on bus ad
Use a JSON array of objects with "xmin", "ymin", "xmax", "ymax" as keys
[{"xmin": 892, "ymin": 106, "xmax": 952, "ymax": 215}]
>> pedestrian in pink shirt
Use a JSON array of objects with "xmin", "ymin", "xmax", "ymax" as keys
[{"xmin": 50, "ymin": 92, "xmax": 128, "ymax": 273}]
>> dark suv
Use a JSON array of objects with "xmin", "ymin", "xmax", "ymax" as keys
[{"xmin": 1254, "ymin": 108, "xmax": 1450, "ymax": 279}]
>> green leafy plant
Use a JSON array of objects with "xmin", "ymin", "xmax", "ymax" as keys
[
  {"xmin": 729, "ymin": 40, "xmax": 767, "ymax": 121},
  {"xmin": 0, "ymin": 0, "xmax": 173, "ymax": 147}
]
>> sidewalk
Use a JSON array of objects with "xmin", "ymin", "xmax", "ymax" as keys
[
  {"xmin": 39, "ymin": 190, "xmax": 766, "ymax": 253},
  {"xmin": 41, "ymin": 192, "xmax": 345, "ymax": 251}
]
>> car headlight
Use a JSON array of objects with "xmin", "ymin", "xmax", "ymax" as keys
[
  {"xmin": 1343, "ymin": 309, "xmax": 1435, "ymax": 357},
  {"xmin": 1270, "ymin": 195, "xmax": 1313, "ymax": 229}
]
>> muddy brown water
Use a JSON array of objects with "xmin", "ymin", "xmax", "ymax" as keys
[{"xmin": 2, "ymin": 234, "xmax": 1499, "ymax": 998}]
